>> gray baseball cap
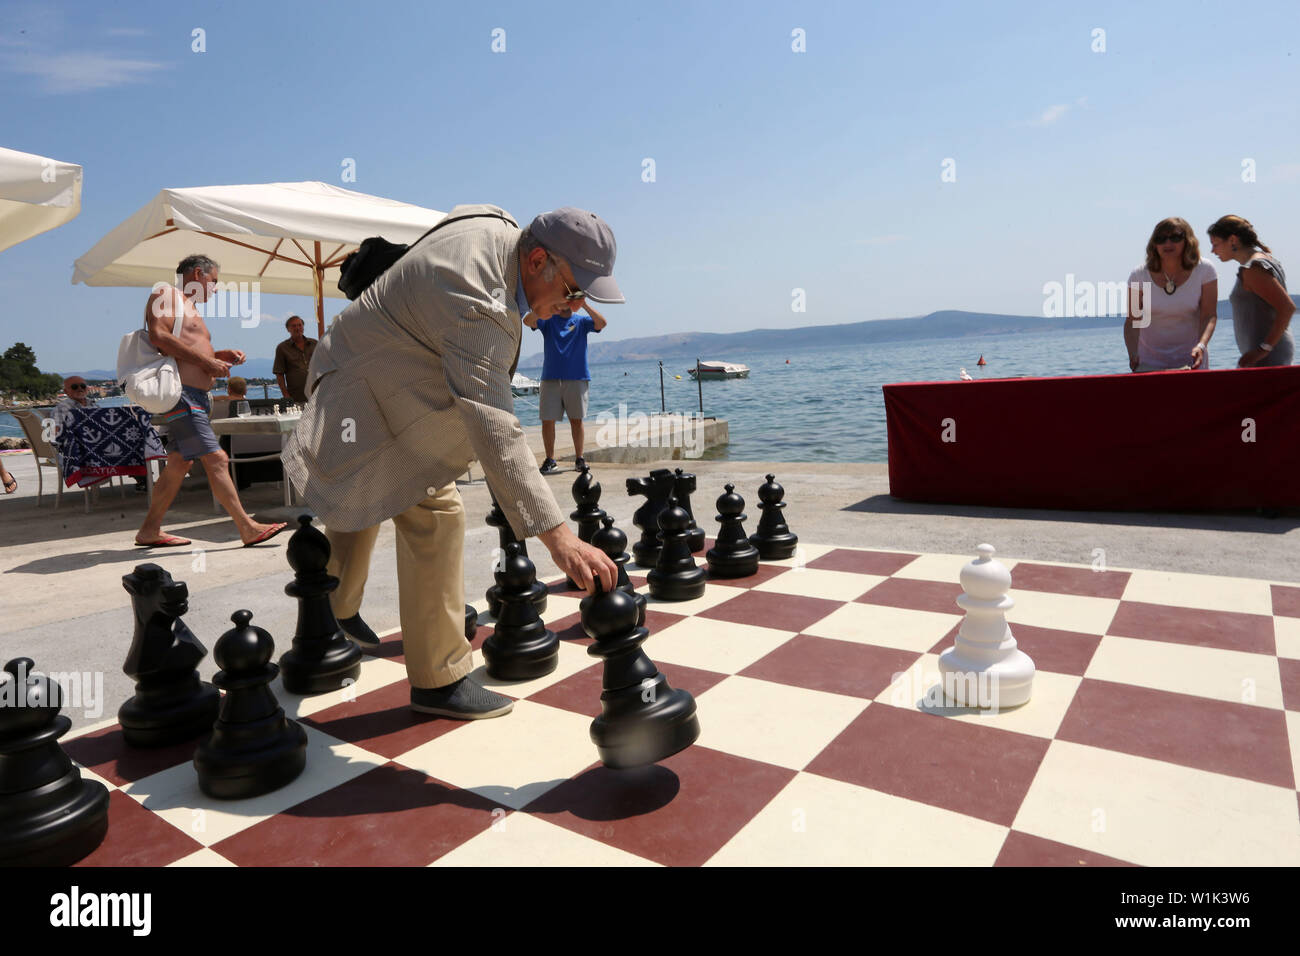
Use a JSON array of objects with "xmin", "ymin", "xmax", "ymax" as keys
[{"xmin": 528, "ymin": 207, "xmax": 625, "ymax": 303}]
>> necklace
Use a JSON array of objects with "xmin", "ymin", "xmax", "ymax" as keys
[{"xmin": 1162, "ymin": 266, "xmax": 1178, "ymax": 295}]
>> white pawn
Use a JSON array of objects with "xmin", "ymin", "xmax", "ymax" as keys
[{"xmin": 938, "ymin": 544, "xmax": 1034, "ymax": 708}]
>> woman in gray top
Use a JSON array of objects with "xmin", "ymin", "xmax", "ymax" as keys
[{"xmin": 1207, "ymin": 215, "xmax": 1294, "ymax": 367}]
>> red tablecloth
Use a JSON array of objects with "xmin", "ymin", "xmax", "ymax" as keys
[{"xmin": 883, "ymin": 365, "xmax": 1300, "ymax": 510}]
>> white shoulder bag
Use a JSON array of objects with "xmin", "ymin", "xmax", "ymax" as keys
[{"xmin": 116, "ymin": 290, "xmax": 186, "ymax": 414}]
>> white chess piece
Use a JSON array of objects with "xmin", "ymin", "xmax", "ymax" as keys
[{"xmin": 938, "ymin": 544, "xmax": 1034, "ymax": 708}]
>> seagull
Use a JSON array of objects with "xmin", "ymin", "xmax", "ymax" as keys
[{"xmin": 959, "ymin": 368, "xmax": 974, "ymax": 381}]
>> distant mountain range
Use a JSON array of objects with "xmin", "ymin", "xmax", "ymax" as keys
[{"xmin": 64, "ymin": 296, "xmax": 1299, "ymax": 379}]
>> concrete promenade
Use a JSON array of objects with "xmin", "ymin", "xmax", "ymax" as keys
[{"xmin": 1, "ymin": 441, "xmax": 1295, "ymax": 734}]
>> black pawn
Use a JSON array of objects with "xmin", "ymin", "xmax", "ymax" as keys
[
  {"xmin": 485, "ymin": 495, "xmax": 546, "ymax": 617},
  {"xmin": 674, "ymin": 468, "xmax": 706, "ymax": 553},
  {"xmin": 278, "ymin": 515, "xmax": 364, "ymax": 694},
  {"xmin": 707, "ymin": 484, "xmax": 760, "ymax": 578},
  {"xmin": 750, "ymin": 474, "xmax": 799, "ymax": 560},
  {"xmin": 195, "ymin": 610, "xmax": 308, "ymax": 800},
  {"xmin": 590, "ymin": 514, "xmax": 646, "ymax": 627},
  {"xmin": 482, "ymin": 543, "xmax": 559, "ymax": 680},
  {"xmin": 627, "ymin": 468, "xmax": 677, "ymax": 568},
  {"xmin": 0, "ymin": 658, "xmax": 110, "ymax": 866},
  {"xmin": 647, "ymin": 495, "xmax": 707, "ymax": 601},
  {"xmin": 465, "ymin": 605, "xmax": 478, "ymax": 642},
  {"xmin": 580, "ymin": 583, "xmax": 699, "ymax": 769},
  {"xmin": 118, "ymin": 564, "xmax": 220, "ymax": 746}
]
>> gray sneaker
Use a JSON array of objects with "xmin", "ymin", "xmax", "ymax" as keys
[{"xmin": 410, "ymin": 677, "xmax": 514, "ymax": 719}]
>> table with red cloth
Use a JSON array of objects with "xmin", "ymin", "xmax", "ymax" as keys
[
  {"xmin": 883, "ymin": 365, "xmax": 1300, "ymax": 511},
  {"xmin": 53, "ymin": 405, "xmax": 166, "ymax": 488}
]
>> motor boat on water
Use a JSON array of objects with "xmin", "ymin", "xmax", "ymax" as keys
[
  {"xmin": 511, "ymin": 372, "xmax": 541, "ymax": 396},
  {"xmin": 687, "ymin": 361, "xmax": 750, "ymax": 380}
]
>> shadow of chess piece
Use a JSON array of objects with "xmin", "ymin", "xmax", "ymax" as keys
[
  {"xmin": 749, "ymin": 474, "xmax": 798, "ymax": 560},
  {"xmin": 674, "ymin": 468, "xmax": 706, "ymax": 553},
  {"xmin": 278, "ymin": 515, "xmax": 363, "ymax": 694},
  {"xmin": 706, "ymin": 484, "xmax": 760, "ymax": 578},
  {"xmin": 485, "ymin": 495, "xmax": 546, "ymax": 617},
  {"xmin": 195, "ymin": 610, "xmax": 307, "ymax": 800},
  {"xmin": 118, "ymin": 564, "xmax": 220, "ymax": 746},
  {"xmin": 627, "ymin": 468, "xmax": 676, "ymax": 568},
  {"xmin": 647, "ymin": 495, "xmax": 707, "ymax": 601},
  {"xmin": 465, "ymin": 605, "xmax": 478, "ymax": 642},
  {"xmin": 0, "ymin": 658, "xmax": 110, "ymax": 866},
  {"xmin": 591, "ymin": 514, "xmax": 646, "ymax": 627},
  {"xmin": 483, "ymin": 543, "xmax": 559, "ymax": 680},
  {"xmin": 566, "ymin": 464, "xmax": 608, "ymax": 588},
  {"xmin": 580, "ymin": 583, "xmax": 699, "ymax": 769}
]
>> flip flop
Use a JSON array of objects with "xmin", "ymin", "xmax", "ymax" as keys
[
  {"xmin": 3, "ymin": 476, "xmax": 16, "ymax": 494},
  {"xmin": 243, "ymin": 522, "xmax": 288, "ymax": 547},
  {"xmin": 134, "ymin": 534, "xmax": 191, "ymax": 548}
]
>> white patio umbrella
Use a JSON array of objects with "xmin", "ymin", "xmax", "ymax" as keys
[
  {"xmin": 72, "ymin": 181, "xmax": 444, "ymax": 336},
  {"xmin": 0, "ymin": 146, "xmax": 83, "ymax": 253}
]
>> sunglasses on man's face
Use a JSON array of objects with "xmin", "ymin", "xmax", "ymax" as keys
[
  {"xmin": 1155, "ymin": 233, "xmax": 1185, "ymax": 244},
  {"xmin": 547, "ymin": 253, "xmax": 586, "ymax": 301},
  {"xmin": 69, "ymin": 384, "xmax": 87, "ymax": 390}
]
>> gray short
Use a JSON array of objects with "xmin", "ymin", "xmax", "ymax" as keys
[
  {"xmin": 153, "ymin": 386, "xmax": 221, "ymax": 461},
  {"xmin": 539, "ymin": 379, "xmax": 588, "ymax": 422}
]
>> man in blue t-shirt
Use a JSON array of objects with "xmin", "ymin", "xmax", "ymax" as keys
[{"xmin": 524, "ymin": 301, "xmax": 607, "ymax": 474}]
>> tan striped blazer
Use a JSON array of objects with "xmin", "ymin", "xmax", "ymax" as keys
[{"xmin": 281, "ymin": 204, "xmax": 566, "ymax": 537}]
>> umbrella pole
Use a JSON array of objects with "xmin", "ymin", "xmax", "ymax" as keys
[{"xmin": 314, "ymin": 241, "xmax": 325, "ymax": 338}]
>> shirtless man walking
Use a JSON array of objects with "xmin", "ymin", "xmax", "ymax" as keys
[{"xmin": 134, "ymin": 254, "xmax": 286, "ymax": 548}]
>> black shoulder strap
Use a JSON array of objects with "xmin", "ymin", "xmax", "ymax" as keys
[{"xmin": 403, "ymin": 210, "xmax": 516, "ymax": 256}]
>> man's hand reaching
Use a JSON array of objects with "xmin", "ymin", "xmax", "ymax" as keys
[{"xmin": 537, "ymin": 523, "xmax": 617, "ymax": 594}]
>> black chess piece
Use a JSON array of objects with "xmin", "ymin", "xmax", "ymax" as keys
[
  {"xmin": 590, "ymin": 514, "xmax": 646, "ymax": 627},
  {"xmin": 580, "ymin": 584, "xmax": 700, "ymax": 769},
  {"xmin": 749, "ymin": 473, "xmax": 799, "ymax": 560},
  {"xmin": 571, "ymin": 463, "xmax": 607, "ymax": 544},
  {"xmin": 673, "ymin": 468, "xmax": 706, "ymax": 553},
  {"xmin": 118, "ymin": 564, "xmax": 220, "ymax": 746},
  {"xmin": 194, "ymin": 610, "xmax": 308, "ymax": 800},
  {"xmin": 485, "ymin": 495, "xmax": 547, "ymax": 617},
  {"xmin": 278, "ymin": 515, "xmax": 364, "ymax": 695},
  {"xmin": 647, "ymin": 495, "xmax": 707, "ymax": 601},
  {"xmin": 706, "ymin": 484, "xmax": 760, "ymax": 578},
  {"xmin": 465, "ymin": 605, "xmax": 478, "ymax": 642},
  {"xmin": 482, "ymin": 543, "xmax": 559, "ymax": 680},
  {"xmin": 0, "ymin": 658, "xmax": 110, "ymax": 866},
  {"xmin": 627, "ymin": 468, "xmax": 677, "ymax": 568},
  {"xmin": 565, "ymin": 463, "xmax": 608, "ymax": 589}
]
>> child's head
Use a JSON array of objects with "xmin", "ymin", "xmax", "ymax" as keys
[{"xmin": 227, "ymin": 377, "xmax": 248, "ymax": 398}]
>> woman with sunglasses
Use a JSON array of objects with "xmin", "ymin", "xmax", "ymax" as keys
[
  {"xmin": 1125, "ymin": 217, "xmax": 1219, "ymax": 372},
  {"xmin": 1206, "ymin": 215, "xmax": 1293, "ymax": 367}
]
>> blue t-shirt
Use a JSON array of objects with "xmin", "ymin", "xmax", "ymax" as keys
[{"xmin": 537, "ymin": 313, "xmax": 598, "ymax": 381}]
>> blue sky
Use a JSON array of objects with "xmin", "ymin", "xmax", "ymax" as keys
[{"xmin": 2, "ymin": 0, "xmax": 1298, "ymax": 374}]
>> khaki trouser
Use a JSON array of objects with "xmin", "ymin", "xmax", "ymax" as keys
[{"xmin": 325, "ymin": 482, "xmax": 473, "ymax": 689}]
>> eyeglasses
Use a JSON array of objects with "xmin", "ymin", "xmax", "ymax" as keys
[
  {"xmin": 1155, "ymin": 232, "xmax": 1185, "ymax": 244},
  {"xmin": 547, "ymin": 253, "xmax": 586, "ymax": 301},
  {"xmin": 68, "ymin": 384, "xmax": 87, "ymax": 390}
]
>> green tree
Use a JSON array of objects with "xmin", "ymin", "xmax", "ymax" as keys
[{"xmin": 2, "ymin": 343, "xmax": 36, "ymax": 366}]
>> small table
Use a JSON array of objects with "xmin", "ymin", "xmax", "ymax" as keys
[{"xmin": 209, "ymin": 413, "xmax": 301, "ymax": 507}]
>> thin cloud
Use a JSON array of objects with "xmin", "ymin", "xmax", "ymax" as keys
[
  {"xmin": 1, "ymin": 50, "xmax": 170, "ymax": 93},
  {"xmin": 1030, "ymin": 104, "xmax": 1070, "ymax": 126}
]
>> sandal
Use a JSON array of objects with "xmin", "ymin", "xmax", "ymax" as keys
[
  {"xmin": 134, "ymin": 534, "xmax": 192, "ymax": 547},
  {"xmin": 3, "ymin": 475, "xmax": 15, "ymax": 495},
  {"xmin": 243, "ymin": 522, "xmax": 288, "ymax": 547}
]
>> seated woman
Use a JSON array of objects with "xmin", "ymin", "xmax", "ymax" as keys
[
  {"xmin": 1125, "ymin": 218, "xmax": 1218, "ymax": 371},
  {"xmin": 1207, "ymin": 215, "xmax": 1294, "ymax": 367}
]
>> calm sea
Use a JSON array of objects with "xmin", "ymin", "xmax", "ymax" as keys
[{"xmin": 3, "ymin": 326, "xmax": 1139, "ymax": 462}]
